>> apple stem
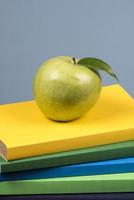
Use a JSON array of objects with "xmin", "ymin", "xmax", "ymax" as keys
[{"xmin": 72, "ymin": 57, "xmax": 76, "ymax": 64}]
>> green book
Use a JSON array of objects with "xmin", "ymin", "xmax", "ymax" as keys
[
  {"xmin": 1, "ymin": 140, "xmax": 134, "ymax": 173},
  {"xmin": 0, "ymin": 173, "xmax": 134, "ymax": 195}
]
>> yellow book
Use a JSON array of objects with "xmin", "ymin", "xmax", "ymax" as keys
[{"xmin": 0, "ymin": 84, "xmax": 134, "ymax": 161}]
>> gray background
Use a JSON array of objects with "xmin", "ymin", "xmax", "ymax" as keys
[{"xmin": 0, "ymin": 0, "xmax": 134, "ymax": 104}]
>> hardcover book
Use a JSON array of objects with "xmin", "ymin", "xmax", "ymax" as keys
[
  {"xmin": 0, "ymin": 84, "xmax": 134, "ymax": 160},
  {"xmin": 0, "ymin": 173, "xmax": 134, "ymax": 194},
  {"xmin": 0, "ymin": 157, "xmax": 134, "ymax": 182},
  {"xmin": 0, "ymin": 193, "xmax": 134, "ymax": 200},
  {"xmin": 1, "ymin": 140, "xmax": 134, "ymax": 173}
]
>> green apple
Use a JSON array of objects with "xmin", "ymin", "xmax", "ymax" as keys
[{"xmin": 33, "ymin": 56, "xmax": 118, "ymax": 121}]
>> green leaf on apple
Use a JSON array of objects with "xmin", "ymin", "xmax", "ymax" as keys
[{"xmin": 77, "ymin": 57, "xmax": 119, "ymax": 82}]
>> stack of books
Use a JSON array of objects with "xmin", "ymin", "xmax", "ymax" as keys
[{"xmin": 0, "ymin": 84, "xmax": 134, "ymax": 200}]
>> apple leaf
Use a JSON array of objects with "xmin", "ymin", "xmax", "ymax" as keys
[{"xmin": 77, "ymin": 57, "xmax": 119, "ymax": 82}]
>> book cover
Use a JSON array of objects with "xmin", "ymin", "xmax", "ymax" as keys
[
  {"xmin": 1, "ymin": 140, "xmax": 134, "ymax": 173},
  {"xmin": 0, "ymin": 84, "xmax": 134, "ymax": 160},
  {"xmin": 0, "ymin": 157, "xmax": 134, "ymax": 182},
  {"xmin": 0, "ymin": 173, "xmax": 134, "ymax": 194},
  {"xmin": 1, "ymin": 193, "xmax": 134, "ymax": 200}
]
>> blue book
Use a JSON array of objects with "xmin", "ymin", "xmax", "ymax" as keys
[{"xmin": 0, "ymin": 157, "xmax": 134, "ymax": 182}]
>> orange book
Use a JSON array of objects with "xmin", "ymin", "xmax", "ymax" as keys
[{"xmin": 0, "ymin": 84, "xmax": 134, "ymax": 161}]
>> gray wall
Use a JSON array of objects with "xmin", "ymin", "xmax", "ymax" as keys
[{"xmin": 0, "ymin": 0, "xmax": 134, "ymax": 104}]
